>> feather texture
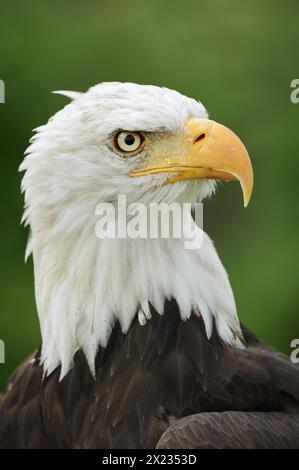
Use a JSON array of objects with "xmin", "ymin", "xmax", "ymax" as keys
[{"xmin": 0, "ymin": 303, "xmax": 298, "ymax": 449}]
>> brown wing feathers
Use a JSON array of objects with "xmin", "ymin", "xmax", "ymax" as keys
[
  {"xmin": 157, "ymin": 412, "xmax": 299, "ymax": 449},
  {"xmin": 0, "ymin": 300, "xmax": 298, "ymax": 448}
]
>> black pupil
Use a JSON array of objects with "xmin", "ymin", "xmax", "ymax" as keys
[{"xmin": 124, "ymin": 134, "xmax": 135, "ymax": 146}]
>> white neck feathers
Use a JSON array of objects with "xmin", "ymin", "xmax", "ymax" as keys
[{"xmin": 31, "ymin": 209, "xmax": 242, "ymax": 379}]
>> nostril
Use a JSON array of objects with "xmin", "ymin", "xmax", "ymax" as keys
[{"xmin": 194, "ymin": 133, "xmax": 206, "ymax": 143}]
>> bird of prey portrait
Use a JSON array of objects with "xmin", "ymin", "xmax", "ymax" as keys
[{"xmin": 0, "ymin": 82, "xmax": 298, "ymax": 449}]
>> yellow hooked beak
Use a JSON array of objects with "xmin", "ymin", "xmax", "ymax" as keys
[{"xmin": 129, "ymin": 118, "xmax": 253, "ymax": 207}]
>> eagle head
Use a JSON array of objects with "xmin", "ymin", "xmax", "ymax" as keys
[{"xmin": 20, "ymin": 82, "xmax": 253, "ymax": 378}]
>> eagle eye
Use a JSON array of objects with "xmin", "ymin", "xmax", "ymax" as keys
[{"xmin": 114, "ymin": 131, "xmax": 144, "ymax": 154}]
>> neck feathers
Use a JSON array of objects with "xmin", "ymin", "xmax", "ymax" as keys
[{"xmin": 30, "ymin": 214, "xmax": 243, "ymax": 379}]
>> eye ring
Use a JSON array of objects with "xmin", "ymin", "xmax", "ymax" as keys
[{"xmin": 114, "ymin": 131, "xmax": 145, "ymax": 154}]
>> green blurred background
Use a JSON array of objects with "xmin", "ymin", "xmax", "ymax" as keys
[{"xmin": 0, "ymin": 0, "xmax": 298, "ymax": 388}]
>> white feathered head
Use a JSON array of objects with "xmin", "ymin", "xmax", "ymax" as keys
[{"xmin": 20, "ymin": 83, "xmax": 253, "ymax": 378}]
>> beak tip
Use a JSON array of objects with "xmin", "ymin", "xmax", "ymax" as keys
[
  {"xmin": 242, "ymin": 188, "xmax": 252, "ymax": 208},
  {"xmin": 240, "ymin": 171, "xmax": 253, "ymax": 208}
]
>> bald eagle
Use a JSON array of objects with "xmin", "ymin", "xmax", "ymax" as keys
[{"xmin": 0, "ymin": 83, "xmax": 298, "ymax": 449}]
